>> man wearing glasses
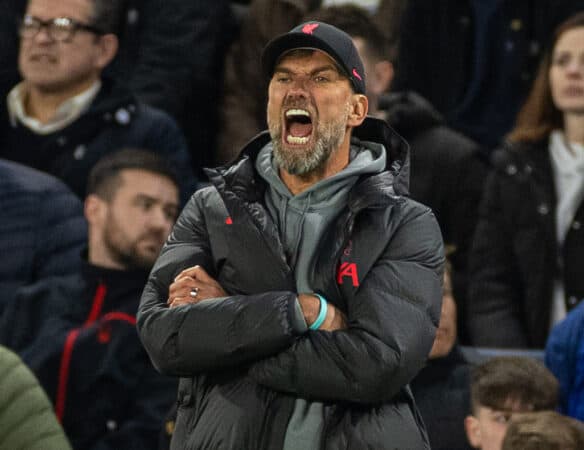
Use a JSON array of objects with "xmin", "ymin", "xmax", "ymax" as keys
[{"xmin": 0, "ymin": 0, "xmax": 196, "ymax": 205}]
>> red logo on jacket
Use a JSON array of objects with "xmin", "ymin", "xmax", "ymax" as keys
[{"xmin": 337, "ymin": 262, "xmax": 359, "ymax": 287}]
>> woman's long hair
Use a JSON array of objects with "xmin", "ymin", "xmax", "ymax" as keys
[{"xmin": 507, "ymin": 12, "xmax": 584, "ymax": 144}]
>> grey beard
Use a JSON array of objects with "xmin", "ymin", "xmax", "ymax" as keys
[{"xmin": 270, "ymin": 114, "xmax": 347, "ymax": 175}]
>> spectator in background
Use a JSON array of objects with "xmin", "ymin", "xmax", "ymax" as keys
[
  {"xmin": 0, "ymin": 344, "xmax": 72, "ymax": 450},
  {"xmin": 393, "ymin": 0, "xmax": 583, "ymax": 154},
  {"xmin": 306, "ymin": 3, "xmax": 487, "ymax": 343},
  {"xmin": 0, "ymin": 0, "xmax": 197, "ymax": 204},
  {"xmin": 464, "ymin": 356, "xmax": 559, "ymax": 450},
  {"xmin": 545, "ymin": 301, "xmax": 584, "ymax": 421},
  {"xmin": 104, "ymin": 0, "xmax": 233, "ymax": 173},
  {"xmin": 468, "ymin": 12, "xmax": 584, "ymax": 349},
  {"xmin": 410, "ymin": 258, "xmax": 473, "ymax": 450},
  {"xmin": 501, "ymin": 411, "xmax": 584, "ymax": 450},
  {"xmin": 0, "ymin": 158, "xmax": 86, "ymax": 318},
  {"xmin": 0, "ymin": 150, "xmax": 179, "ymax": 450}
]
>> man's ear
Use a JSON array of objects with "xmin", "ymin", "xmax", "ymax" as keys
[
  {"xmin": 347, "ymin": 94, "xmax": 368, "ymax": 127},
  {"xmin": 464, "ymin": 415, "xmax": 482, "ymax": 448},
  {"xmin": 95, "ymin": 34, "xmax": 119, "ymax": 69},
  {"xmin": 84, "ymin": 194, "xmax": 106, "ymax": 225}
]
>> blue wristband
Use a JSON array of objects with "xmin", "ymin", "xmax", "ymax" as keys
[{"xmin": 309, "ymin": 294, "xmax": 328, "ymax": 330}]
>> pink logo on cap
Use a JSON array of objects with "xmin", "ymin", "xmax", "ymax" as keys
[
  {"xmin": 352, "ymin": 68, "xmax": 362, "ymax": 81},
  {"xmin": 302, "ymin": 23, "xmax": 319, "ymax": 34}
]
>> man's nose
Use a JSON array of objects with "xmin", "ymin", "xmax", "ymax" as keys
[
  {"xmin": 32, "ymin": 26, "xmax": 54, "ymax": 44},
  {"xmin": 149, "ymin": 208, "xmax": 172, "ymax": 232}
]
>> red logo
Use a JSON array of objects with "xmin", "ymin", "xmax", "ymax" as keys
[
  {"xmin": 337, "ymin": 262, "xmax": 359, "ymax": 287},
  {"xmin": 302, "ymin": 23, "xmax": 319, "ymax": 35},
  {"xmin": 225, "ymin": 217, "xmax": 233, "ymax": 225},
  {"xmin": 352, "ymin": 69, "xmax": 362, "ymax": 81}
]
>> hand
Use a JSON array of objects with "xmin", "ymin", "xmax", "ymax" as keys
[
  {"xmin": 167, "ymin": 265, "xmax": 227, "ymax": 308},
  {"xmin": 298, "ymin": 294, "xmax": 348, "ymax": 331}
]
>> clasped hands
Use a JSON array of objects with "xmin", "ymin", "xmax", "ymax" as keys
[{"xmin": 167, "ymin": 266, "xmax": 347, "ymax": 331}]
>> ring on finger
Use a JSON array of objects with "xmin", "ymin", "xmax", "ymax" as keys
[{"xmin": 190, "ymin": 287, "xmax": 199, "ymax": 298}]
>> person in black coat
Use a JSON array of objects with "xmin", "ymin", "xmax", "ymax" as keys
[
  {"xmin": 306, "ymin": 4, "xmax": 488, "ymax": 343},
  {"xmin": 393, "ymin": 0, "xmax": 583, "ymax": 152},
  {"xmin": 0, "ymin": 150, "xmax": 180, "ymax": 450},
  {"xmin": 0, "ymin": 0, "xmax": 197, "ymax": 204},
  {"xmin": 468, "ymin": 12, "xmax": 584, "ymax": 349},
  {"xmin": 411, "ymin": 261, "xmax": 473, "ymax": 450},
  {"xmin": 0, "ymin": 158, "xmax": 86, "ymax": 318}
]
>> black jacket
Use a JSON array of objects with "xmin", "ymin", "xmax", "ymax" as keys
[
  {"xmin": 0, "ymin": 263, "xmax": 177, "ymax": 450},
  {"xmin": 380, "ymin": 92, "xmax": 487, "ymax": 343},
  {"xmin": 410, "ymin": 346, "xmax": 473, "ymax": 450},
  {"xmin": 0, "ymin": 79, "xmax": 197, "ymax": 204},
  {"xmin": 468, "ymin": 139, "xmax": 584, "ymax": 348},
  {"xmin": 138, "ymin": 117, "xmax": 444, "ymax": 449}
]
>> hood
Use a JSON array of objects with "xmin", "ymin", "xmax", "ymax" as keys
[
  {"xmin": 378, "ymin": 91, "xmax": 445, "ymax": 140},
  {"xmin": 207, "ymin": 116, "xmax": 410, "ymax": 197}
]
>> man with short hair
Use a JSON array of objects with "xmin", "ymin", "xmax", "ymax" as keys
[
  {"xmin": 464, "ymin": 356, "xmax": 559, "ymax": 450},
  {"xmin": 0, "ymin": 0, "xmax": 196, "ymax": 204},
  {"xmin": 1, "ymin": 149, "xmax": 179, "ymax": 450},
  {"xmin": 138, "ymin": 22, "xmax": 444, "ymax": 449}
]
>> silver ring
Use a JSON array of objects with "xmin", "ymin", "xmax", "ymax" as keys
[{"xmin": 190, "ymin": 288, "xmax": 199, "ymax": 298}]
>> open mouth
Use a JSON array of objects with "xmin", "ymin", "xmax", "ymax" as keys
[{"xmin": 284, "ymin": 109, "xmax": 313, "ymax": 145}]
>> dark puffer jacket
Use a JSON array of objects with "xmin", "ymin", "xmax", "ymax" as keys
[
  {"xmin": 0, "ymin": 159, "xmax": 86, "ymax": 316},
  {"xmin": 0, "ymin": 78, "xmax": 197, "ymax": 204},
  {"xmin": 468, "ymin": 139, "xmax": 584, "ymax": 348},
  {"xmin": 1, "ymin": 263, "xmax": 177, "ymax": 450},
  {"xmin": 138, "ymin": 117, "xmax": 444, "ymax": 449}
]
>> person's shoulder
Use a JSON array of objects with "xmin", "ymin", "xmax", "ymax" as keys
[{"xmin": 0, "ymin": 159, "xmax": 77, "ymax": 196}]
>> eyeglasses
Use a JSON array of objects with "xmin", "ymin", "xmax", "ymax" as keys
[{"xmin": 18, "ymin": 14, "xmax": 104, "ymax": 42}]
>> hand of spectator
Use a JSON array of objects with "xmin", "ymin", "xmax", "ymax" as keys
[
  {"xmin": 298, "ymin": 294, "xmax": 348, "ymax": 331},
  {"xmin": 167, "ymin": 265, "xmax": 227, "ymax": 308}
]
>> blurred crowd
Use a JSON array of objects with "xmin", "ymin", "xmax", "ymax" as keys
[{"xmin": 0, "ymin": 0, "xmax": 583, "ymax": 449}]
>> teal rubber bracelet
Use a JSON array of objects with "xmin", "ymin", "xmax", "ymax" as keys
[{"xmin": 309, "ymin": 294, "xmax": 328, "ymax": 330}]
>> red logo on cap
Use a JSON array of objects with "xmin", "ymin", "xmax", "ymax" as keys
[
  {"xmin": 352, "ymin": 68, "xmax": 362, "ymax": 81},
  {"xmin": 302, "ymin": 23, "xmax": 319, "ymax": 34}
]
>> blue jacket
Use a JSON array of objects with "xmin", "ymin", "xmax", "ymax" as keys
[
  {"xmin": 0, "ymin": 159, "xmax": 86, "ymax": 316},
  {"xmin": 545, "ymin": 301, "xmax": 584, "ymax": 421}
]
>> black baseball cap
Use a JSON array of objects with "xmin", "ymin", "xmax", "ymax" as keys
[{"xmin": 261, "ymin": 21, "xmax": 366, "ymax": 94}]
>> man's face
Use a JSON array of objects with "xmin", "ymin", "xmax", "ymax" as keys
[
  {"xmin": 465, "ymin": 400, "xmax": 533, "ymax": 450},
  {"xmin": 97, "ymin": 169, "xmax": 179, "ymax": 270},
  {"xmin": 19, "ymin": 0, "xmax": 109, "ymax": 95},
  {"xmin": 267, "ymin": 50, "xmax": 355, "ymax": 175}
]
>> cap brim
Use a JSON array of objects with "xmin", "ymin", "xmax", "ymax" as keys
[{"xmin": 262, "ymin": 32, "xmax": 348, "ymax": 79}]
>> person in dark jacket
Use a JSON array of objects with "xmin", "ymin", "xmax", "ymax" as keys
[
  {"xmin": 138, "ymin": 22, "xmax": 444, "ymax": 449},
  {"xmin": 0, "ymin": 158, "xmax": 86, "ymax": 317},
  {"xmin": 305, "ymin": 3, "xmax": 488, "ymax": 343},
  {"xmin": 0, "ymin": 0, "xmax": 197, "ymax": 204},
  {"xmin": 410, "ymin": 260, "xmax": 473, "ymax": 450},
  {"xmin": 468, "ymin": 13, "xmax": 584, "ymax": 349},
  {"xmin": 0, "ymin": 149, "xmax": 180, "ymax": 450},
  {"xmin": 393, "ymin": 0, "xmax": 583, "ymax": 152}
]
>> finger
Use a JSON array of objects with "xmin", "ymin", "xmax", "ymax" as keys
[
  {"xmin": 169, "ymin": 277, "xmax": 197, "ymax": 295},
  {"xmin": 174, "ymin": 265, "xmax": 202, "ymax": 282}
]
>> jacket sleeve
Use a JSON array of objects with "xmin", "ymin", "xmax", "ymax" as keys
[
  {"xmin": 137, "ymin": 191, "xmax": 302, "ymax": 377},
  {"xmin": 0, "ymin": 345, "xmax": 72, "ymax": 450},
  {"xmin": 467, "ymin": 170, "xmax": 528, "ymax": 347},
  {"xmin": 248, "ymin": 207, "xmax": 444, "ymax": 404}
]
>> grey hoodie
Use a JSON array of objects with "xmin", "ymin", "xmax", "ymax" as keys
[{"xmin": 255, "ymin": 138, "xmax": 386, "ymax": 450}]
